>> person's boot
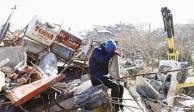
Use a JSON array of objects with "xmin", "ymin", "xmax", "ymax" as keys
[
  {"xmin": 114, "ymin": 104, "xmax": 119, "ymax": 112},
  {"xmin": 119, "ymin": 99, "xmax": 123, "ymax": 111},
  {"xmin": 120, "ymin": 105, "xmax": 124, "ymax": 111}
]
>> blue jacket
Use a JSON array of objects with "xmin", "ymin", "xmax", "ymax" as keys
[{"xmin": 89, "ymin": 43, "xmax": 114, "ymax": 81}]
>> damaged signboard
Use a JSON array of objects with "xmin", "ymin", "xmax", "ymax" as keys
[
  {"xmin": 50, "ymin": 29, "xmax": 82, "ymax": 61},
  {"xmin": 19, "ymin": 37, "xmax": 47, "ymax": 55},
  {"xmin": 50, "ymin": 43, "xmax": 75, "ymax": 61},
  {"xmin": 25, "ymin": 15, "xmax": 60, "ymax": 46},
  {"xmin": 56, "ymin": 29, "xmax": 82, "ymax": 50}
]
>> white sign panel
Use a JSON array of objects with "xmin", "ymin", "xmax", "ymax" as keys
[{"xmin": 25, "ymin": 16, "xmax": 60, "ymax": 46}]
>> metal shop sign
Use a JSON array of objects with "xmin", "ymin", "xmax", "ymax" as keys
[{"xmin": 57, "ymin": 30, "xmax": 82, "ymax": 50}]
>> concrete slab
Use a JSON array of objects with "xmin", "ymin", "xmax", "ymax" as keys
[{"xmin": 122, "ymin": 88, "xmax": 144, "ymax": 112}]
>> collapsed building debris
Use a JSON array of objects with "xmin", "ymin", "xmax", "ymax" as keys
[
  {"xmin": 1, "ymin": 5, "xmax": 194, "ymax": 112},
  {"xmin": 0, "ymin": 13, "xmax": 88, "ymax": 112},
  {"xmin": 2, "ymin": 12, "xmax": 140, "ymax": 112},
  {"xmin": 0, "ymin": 20, "xmax": 146, "ymax": 111}
]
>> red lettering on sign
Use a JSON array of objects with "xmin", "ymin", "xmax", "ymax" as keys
[
  {"xmin": 57, "ymin": 30, "xmax": 82, "ymax": 50},
  {"xmin": 35, "ymin": 26, "xmax": 54, "ymax": 40}
]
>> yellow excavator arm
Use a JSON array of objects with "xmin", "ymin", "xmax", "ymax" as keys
[{"xmin": 161, "ymin": 7, "xmax": 178, "ymax": 61}]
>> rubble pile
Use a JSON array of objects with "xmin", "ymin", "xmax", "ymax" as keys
[
  {"xmin": 1, "ymin": 7, "xmax": 193, "ymax": 112},
  {"xmin": 0, "ymin": 15, "xmax": 99, "ymax": 112},
  {"xmin": 0, "ymin": 13, "xmax": 114, "ymax": 112}
]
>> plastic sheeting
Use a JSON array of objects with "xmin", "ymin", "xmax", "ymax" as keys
[{"xmin": 38, "ymin": 52, "xmax": 58, "ymax": 76}]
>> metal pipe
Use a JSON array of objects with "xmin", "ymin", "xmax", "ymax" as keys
[{"xmin": 119, "ymin": 67, "xmax": 193, "ymax": 80}]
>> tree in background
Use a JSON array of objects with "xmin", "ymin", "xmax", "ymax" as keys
[{"xmin": 84, "ymin": 22, "xmax": 194, "ymax": 68}]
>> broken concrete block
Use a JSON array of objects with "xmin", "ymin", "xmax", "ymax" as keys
[
  {"xmin": 136, "ymin": 76, "xmax": 160, "ymax": 100},
  {"xmin": 0, "ymin": 46, "xmax": 27, "ymax": 69},
  {"xmin": 74, "ymin": 83, "xmax": 108, "ymax": 109}
]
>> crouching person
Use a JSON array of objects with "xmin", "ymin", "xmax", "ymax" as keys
[{"xmin": 88, "ymin": 39, "xmax": 124, "ymax": 111}]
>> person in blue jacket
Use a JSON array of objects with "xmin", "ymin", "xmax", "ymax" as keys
[{"xmin": 89, "ymin": 39, "xmax": 124, "ymax": 111}]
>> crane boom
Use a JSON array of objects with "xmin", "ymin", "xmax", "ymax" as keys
[{"xmin": 161, "ymin": 7, "xmax": 178, "ymax": 61}]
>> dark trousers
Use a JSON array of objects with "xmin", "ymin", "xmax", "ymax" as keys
[{"xmin": 91, "ymin": 77, "xmax": 124, "ymax": 110}]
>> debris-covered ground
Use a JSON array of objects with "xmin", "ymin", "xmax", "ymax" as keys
[{"xmin": 1, "ymin": 6, "xmax": 194, "ymax": 112}]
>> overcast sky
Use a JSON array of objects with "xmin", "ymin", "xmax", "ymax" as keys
[{"xmin": 0, "ymin": 0, "xmax": 194, "ymax": 32}]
